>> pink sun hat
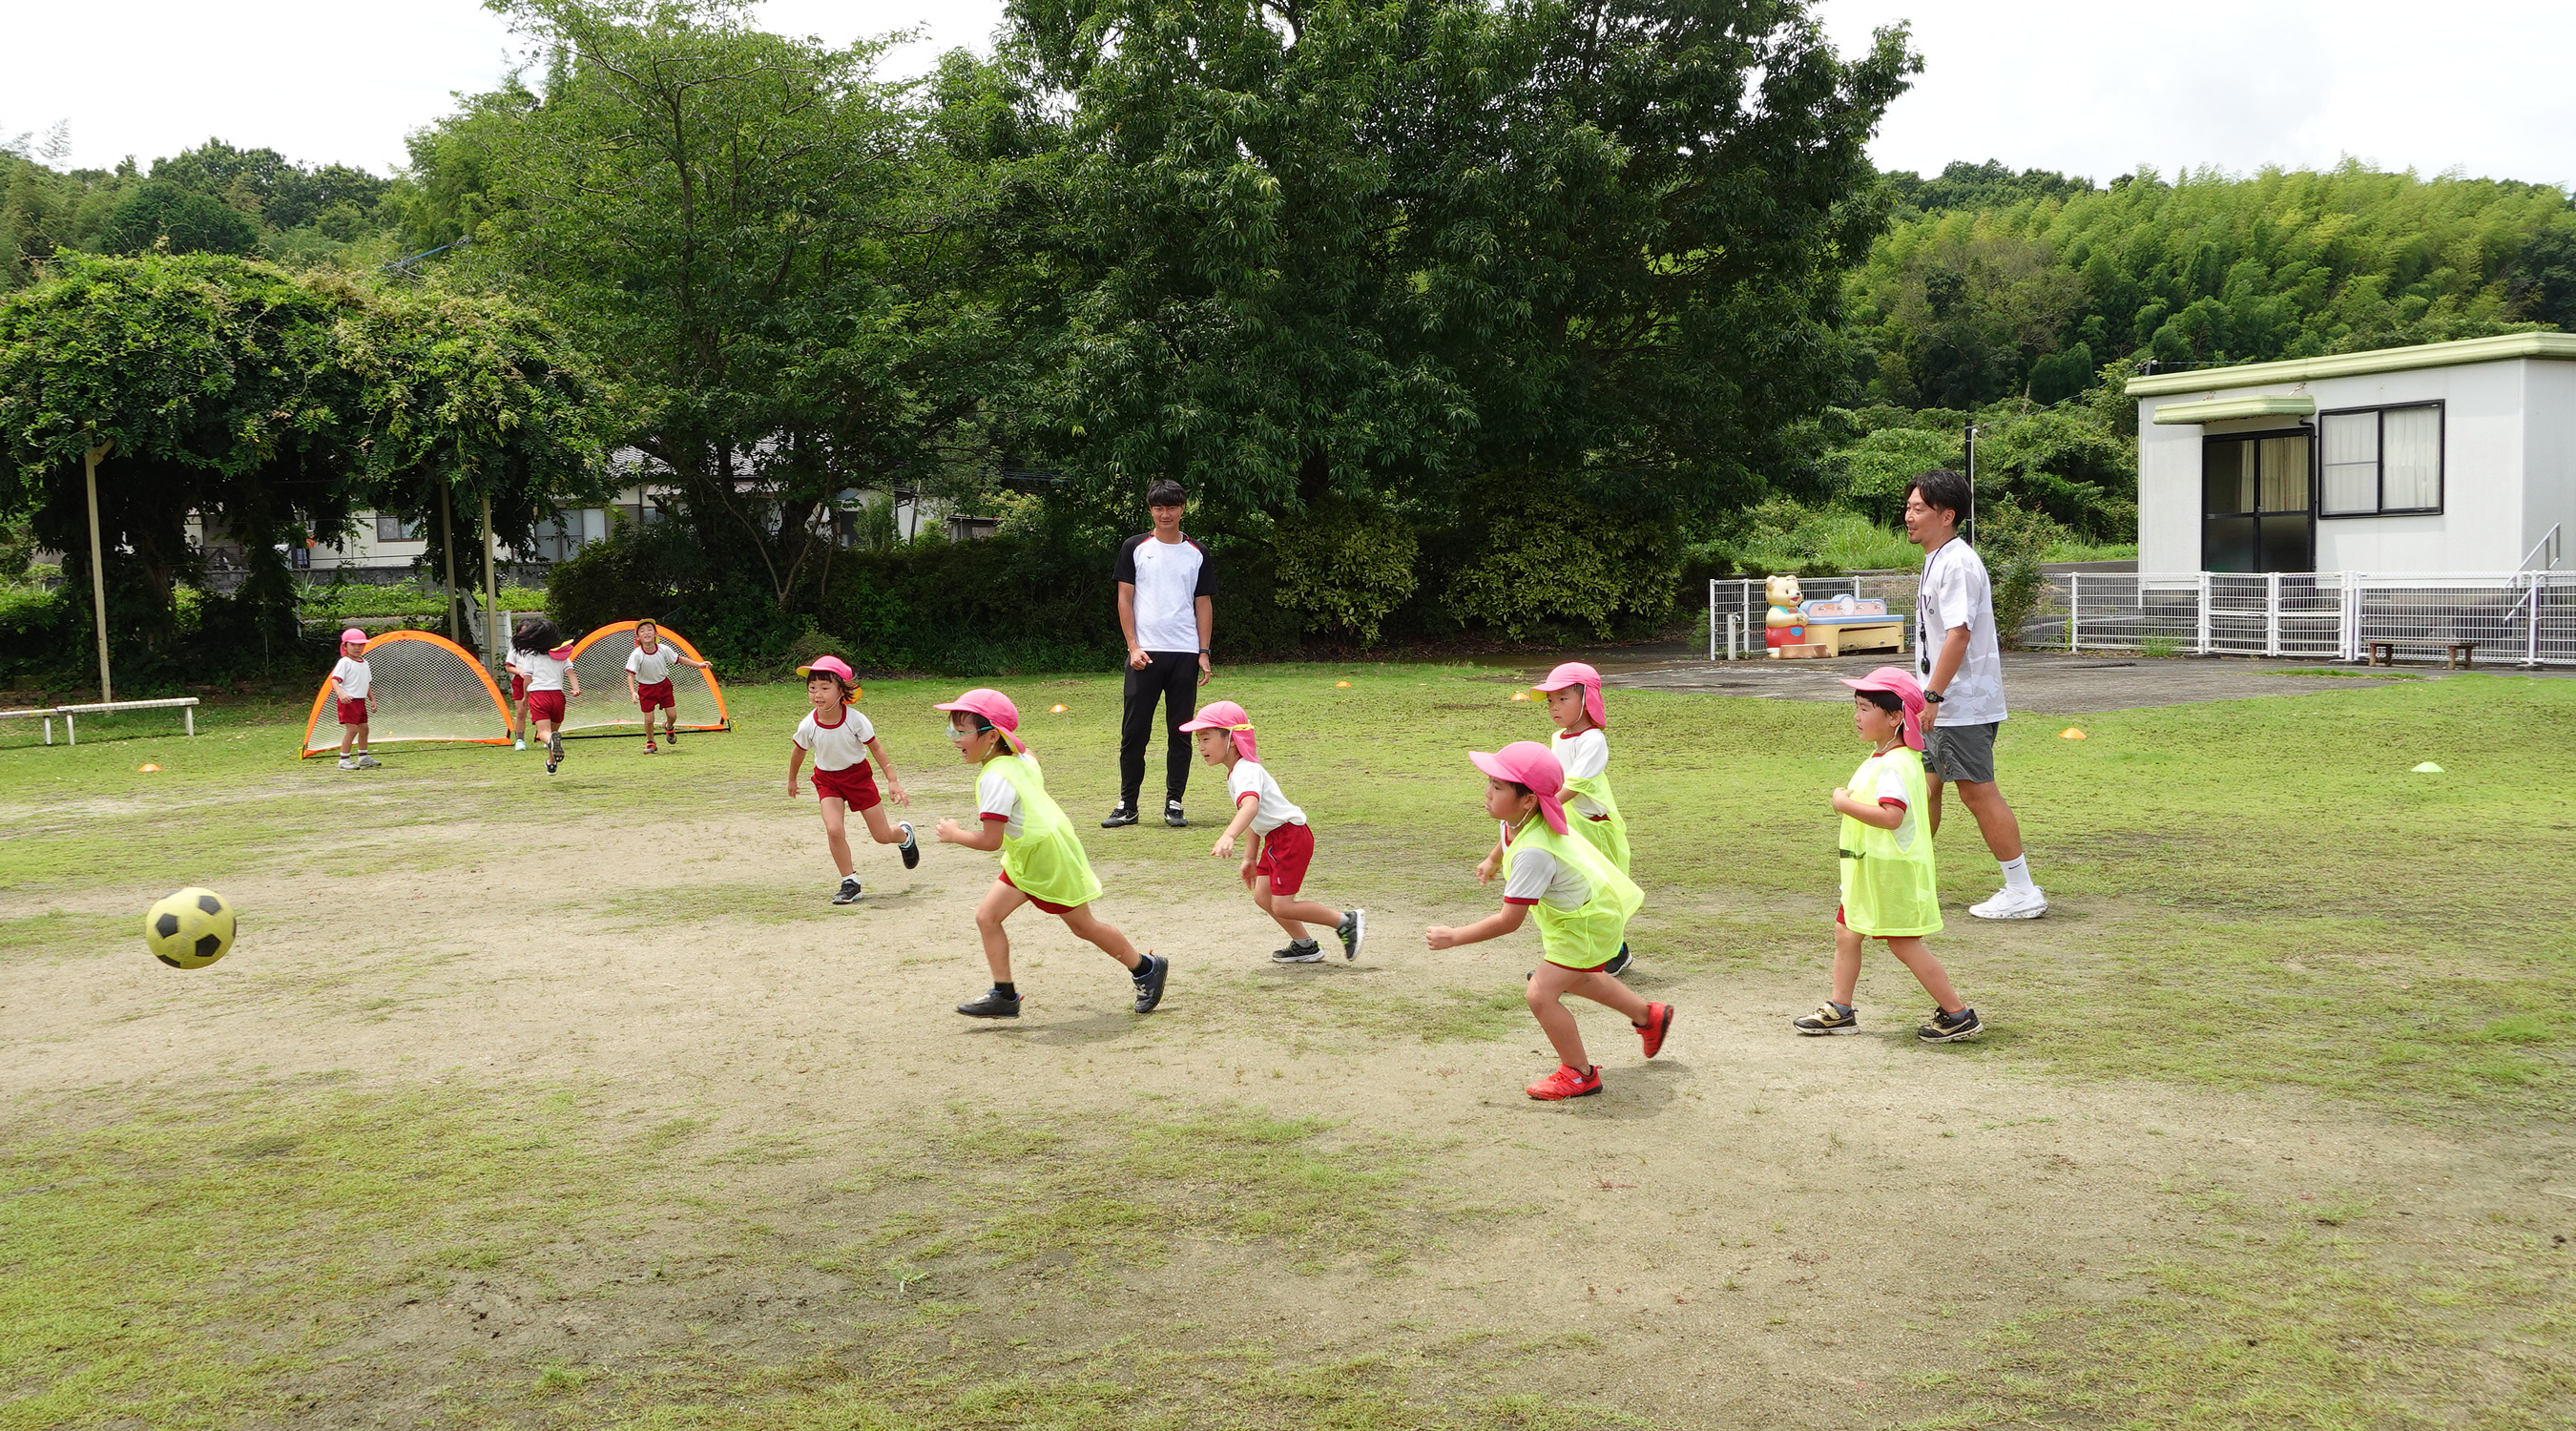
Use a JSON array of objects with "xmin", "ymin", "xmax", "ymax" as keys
[
  {"xmin": 1468, "ymin": 740, "xmax": 1570, "ymax": 836},
  {"xmin": 1839, "ymin": 665, "xmax": 1926, "ymax": 751},
  {"xmin": 797, "ymin": 654, "xmax": 860, "ymax": 703},
  {"xmin": 1177, "ymin": 700, "xmax": 1257, "ymax": 761},
  {"xmin": 934, "ymin": 687, "xmax": 1028, "ymax": 753},
  {"xmin": 1532, "ymin": 661, "xmax": 1607, "ymax": 727},
  {"xmin": 339, "ymin": 627, "xmax": 368, "ymax": 647}
]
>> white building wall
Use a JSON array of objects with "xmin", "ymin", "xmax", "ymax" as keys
[
  {"xmin": 2523, "ymin": 361, "xmax": 2576, "ymax": 569},
  {"xmin": 2136, "ymin": 415, "xmax": 2200, "ymax": 574}
]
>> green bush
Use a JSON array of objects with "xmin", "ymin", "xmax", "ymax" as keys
[
  {"xmin": 1442, "ymin": 491, "xmax": 1681, "ymax": 640},
  {"xmin": 1273, "ymin": 503, "xmax": 1419, "ymax": 646},
  {"xmin": 1979, "ymin": 500, "xmax": 2068, "ymax": 648}
]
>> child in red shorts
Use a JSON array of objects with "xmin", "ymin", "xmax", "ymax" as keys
[
  {"xmin": 507, "ymin": 617, "xmax": 580, "ymax": 774},
  {"xmin": 625, "ymin": 618, "xmax": 712, "ymax": 754},
  {"xmin": 785, "ymin": 655, "xmax": 920, "ymax": 904},
  {"xmin": 1179, "ymin": 700, "xmax": 1363, "ymax": 964},
  {"xmin": 327, "ymin": 628, "xmax": 379, "ymax": 769}
]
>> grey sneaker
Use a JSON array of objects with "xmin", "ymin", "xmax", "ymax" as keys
[
  {"xmin": 354, "ymin": 753, "xmax": 380, "ymax": 769},
  {"xmin": 1272, "ymin": 940, "xmax": 1325, "ymax": 964},
  {"xmin": 1336, "ymin": 909, "xmax": 1365, "ymax": 961}
]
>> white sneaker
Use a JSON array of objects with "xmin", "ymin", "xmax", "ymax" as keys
[
  {"xmin": 1969, "ymin": 885, "xmax": 2048, "ymax": 920},
  {"xmin": 354, "ymin": 753, "xmax": 380, "ymax": 768},
  {"xmin": 337, "ymin": 757, "xmax": 357, "ymax": 770}
]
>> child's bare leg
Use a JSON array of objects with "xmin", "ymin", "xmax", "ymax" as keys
[
  {"xmin": 1832, "ymin": 923, "xmax": 1865, "ymax": 1006},
  {"xmin": 1566, "ymin": 967, "xmax": 1651, "ymax": 1023},
  {"xmin": 340, "ymin": 725, "xmax": 356, "ymax": 757},
  {"xmin": 819, "ymin": 798, "xmax": 856, "ymax": 877},
  {"xmin": 1057, "ymin": 903, "xmax": 1144, "ymax": 970},
  {"xmin": 1252, "ymin": 888, "xmax": 1308, "ymax": 940},
  {"xmin": 1884, "ymin": 936, "xmax": 1963, "ymax": 1013},
  {"xmin": 1525, "ymin": 964, "xmax": 1593, "ymax": 1070},
  {"xmin": 1274, "ymin": 896, "xmax": 1344, "ymax": 928},
  {"xmin": 975, "ymin": 879, "xmax": 1026, "ymax": 983},
  {"xmin": 857, "ymin": 802, "xmax": 909, "ymax": 845}
]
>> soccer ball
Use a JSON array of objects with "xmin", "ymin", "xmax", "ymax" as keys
[{"xmin": 145, "ymin": 887, "xmax": 236, "ymax": 969}]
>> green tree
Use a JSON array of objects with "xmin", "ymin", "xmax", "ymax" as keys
[{"xmin": 93, "ymin": 180, "xmax": 260, "ymax": 257}]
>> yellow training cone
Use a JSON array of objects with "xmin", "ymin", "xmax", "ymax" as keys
[
  {"xmin": 1335, "ymin": 680, "xmax": 1352, "ymax": 688},
  {"xmin": 2059, "ymin": 728, "xmax": 2087, "ymax": 740},
  {"xmin": 138, "ymin": 763, "xmax": 162, "ymax": 772},
  {"xmin": 1049, "ymin": 704, "xmax": 1068, "ymax": 714}
]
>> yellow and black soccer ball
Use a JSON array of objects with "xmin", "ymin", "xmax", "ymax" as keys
[{"xmin": 145, "ymin": 887, "xmax": 236, "ymax": 969}]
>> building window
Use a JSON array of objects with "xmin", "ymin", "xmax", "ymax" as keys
[
  {"xmin": 374, "ymin": 513, "xmax": 426, "ymax": 543},
  {"xmin": 2318, "ymin": 403, "xmax": 2441, "ymax": 516},
  {"xmin": 2202, "ymin": 430, "xmax": 2312, "ymax": 573}
]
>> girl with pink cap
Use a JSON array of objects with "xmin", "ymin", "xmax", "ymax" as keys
[
  {"xmin": 1509, "ymin": 661, "xmax": 1632, "ymax": 975},
  {"xmin": 1795, "ymin": 667, "xmax": 1981, "ymax": 1043},
  {"xmin": 1426, "ymin": 741, "xmax": 1672, "ymax": 1101},
  {"xmin": 326, "ymin": 629, "xmax": 378, "ymax": 769},
  {"xmin": 1177, "ymin": 700, "xmax": 1364, "ymax": 964},
  {"xmin": 785, "ymin": 655, "xmax": 918, "ymax": 906},
  {"xmin": 930, "ymin": 688, "xmax": 1170, "ymax": 1019}
]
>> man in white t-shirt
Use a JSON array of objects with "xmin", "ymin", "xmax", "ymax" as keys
[
  {"xmin": 1906, "ymin": 468, "xmax": 2045, "ymax": 920},
  {"xmin": 1105, "ymin": 478, "xmax": 1215, "ymax": 830}
]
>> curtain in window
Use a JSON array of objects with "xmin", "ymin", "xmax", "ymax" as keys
[
  {"xmin": 2381, "ymin": 406, "xmax": 2441, "ymax": 509},
  {"xmin": 2257, "ymin": 435, "xmax": 2309, "ymax": 512},
  {"xmin": 2319, "ymin": 411, "xmax": 2378, "ymax": 514}
]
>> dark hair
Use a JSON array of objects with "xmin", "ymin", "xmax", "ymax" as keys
[
  {"xmin": 512, "ymin": 617, "xmax": 563, "ymax": 653},
  {"xmin": 1855, "ymin": 688, "xmax": 1904, "ymax": 716},
  {"xmin": 1499, "ymin": 778, "xmax": 1533, "ymax": 799},
  {"xmin": 1146, "ymin": 479, "xmax": 1188, "ymax": 508},
  {"xmin": 1905, "ymin": 468, "xmax": 1971, "ymax": 525}
]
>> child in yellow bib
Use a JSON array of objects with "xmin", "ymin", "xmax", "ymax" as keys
[
  {"xmin": 930, "ymin": 688, "xmax": 1170, "ymax": 1019},
  {"xmin": 1795, "ymin": 668, "xmax": 1982, "ymax": 1043},
  {"xmin": 1427, "ymin": 742, "xmax": 1673, "ymax": 1101}
]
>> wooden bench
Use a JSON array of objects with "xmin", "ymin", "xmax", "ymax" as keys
[
  {"xmin": 54, "ymin": 697, "xmax": 199, "ymax": 745},
  {"xmin": 0, "ymin": 707, "xmax": 58, "ymax": 745},
  {"xmin": 2365, "ymin": 641, "xmax": 2478, "ymax": 670}
]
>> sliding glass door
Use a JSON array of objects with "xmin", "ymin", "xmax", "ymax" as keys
[{"xmin": 2202, "ymin": 431, "xmax": 2313, "ymax": 572}]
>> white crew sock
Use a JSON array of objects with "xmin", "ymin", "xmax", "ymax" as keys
[{"xmin": 1998, "ymin": 854, "xmax": 2035, "ymax": 892}]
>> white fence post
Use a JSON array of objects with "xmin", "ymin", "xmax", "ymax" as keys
[
  {"xmin": 1728, "ymin": 613, "xmax": 1741, "ymax": 661},
  {"xmin": 2339, "ymin": 575, "xmax": 2358, "ymax": 661},
  {"xmin": 2528, "ymin": 571, "xmax": 2543, "ymax": 668},
  {"xmin": 2195, "ymin": 573, "xmax": 2212, "ymax": 655},
  {"xmin": 2068, "ymin": 571, "xmax": 2081, "ymax": 652},
  {"xmin": 2264, "ymin": 571, "xmax": 2281, "ymax": 657},
  {"xmin": 1707, "ymin": 579, "xmax": 1716, "ymax": 662}
]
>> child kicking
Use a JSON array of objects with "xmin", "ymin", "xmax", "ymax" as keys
[
  {"xmin": 1177, "ymin": 700, "xmax": 1363, "ymax": 964},
  {"xmin": 931, "ymin": 688, "xmax": 1169, "ymax": 1018},
  {"xmin": 1427, "ymin": 741, "xmax": 1672, "ymax": 1100},
  {"xmin": 628, "ymin": 619, "xmax": 713, "ymax": 754},
  {"xmin": 784, "ymin": 655, "xmax": 918, "ymax": 904},
  {"xmin": 1795, "ymin": 667, "xmax": 1983, "ymax": 1043},
  {"xmin": 327, "ymin": 628, "xmax": 378, "ymax": 769}
]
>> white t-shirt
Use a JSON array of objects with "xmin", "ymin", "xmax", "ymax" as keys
[
  {"xmin": 1852, "ymin": 750, "xmax": 1922, "ymax": 853},
  {"xmin": 1502, "ymin": 839, "xmax": 1592, "ymax": 911},
  {"xmin": 331, "ymin": 655, "xmax": 371, "ymax": 700},
  {"xmin": 627, "ymin": 643, "xmax": 685, "ymax": 684},
  {"xmin": 1916, "ymin": 538, "xmax": 2007, "ymax": 726},
  {"xmin": 515, "ymin": 651, "xmax": 573, "ymax": 693},
  {"xmin": 1114, "ymin": 532, "xmax": 1215, "ymax": 654},
  {"xmin": 1226, "ymin": 758, "xmax": 1305, "ymax": 834},
  {"xmin": 792, "ymin": 707, "xmax": 875, "ymax": 772},
  {"xmin": 976, "ymin": 761, "xmax": 1026, "ymax": 840},
  {"xmin": 1551, "ymin": 728, "xmax": 1609, "ymax": 819}
]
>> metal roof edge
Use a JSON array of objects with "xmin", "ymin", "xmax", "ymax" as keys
[{"xmin": 2125, "ymin": 332, "xmax": 2576, "ymax": 397}]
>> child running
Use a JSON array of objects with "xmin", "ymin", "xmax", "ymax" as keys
[
  {"xmin": 507, "ymin": 617, "xmax": 580, "ymax": 775},
  {"xmin": 784, "ymin": 655, "xmax": 919, "ymax": 905},
  {"xmin": 1427, "ymin": 741, "xmax": 1672, "ymax": 1100},
  {"xmin": 1795, "ymin": 667, "xmax": 1983, "ymax": 1043},
  {"xmin": 1176, "ymin": 700, "xmax": 1363, "ymax": 964},
  {"xmin": 930, "ymin": 688, "xmax": 1170, "ymax": 1019},
  {"xmin": 327, "ymin": 628, "xmax": 378, "ymax": 770},
  {"xmin": 508, "ymin": 662, "xmax": 530, "ymax": 751},
  {"xmin": 1527, "ymin": 661, "xmax": 1631, "ymax": 975},
  {"xmin": 627, "ymin": 619, "xmax": 713, "ymax": 755}
]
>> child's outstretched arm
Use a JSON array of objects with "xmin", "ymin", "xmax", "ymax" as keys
[
  {"xmin": 1830, "ymin": 787, "xmax": 1903, "ymax": 829},
  {"xmin": 1210, "ymin": 792, "xmax": 1258, "ymax": 860},
  {"xmin": 935, "ymin": 816, "xmax": 1005, "ymax": 852},
  {"xmin": 864, "ymin": 736, "xmax": 908, "ymax": 806},
  {"xmin": 1425, "ymin": 902, "xmax": 1527, "ymax": 950},
  {"xmin": 785, "ymin": 744, "xmax": 806, "ymax": 798}
]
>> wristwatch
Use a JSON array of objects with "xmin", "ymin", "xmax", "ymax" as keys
[{"xmin": 1923, "ymin": 690, "xmax": 1944, "ymax": 705}]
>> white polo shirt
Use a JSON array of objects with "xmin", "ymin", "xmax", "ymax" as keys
[
  {"xmin": 1226, "ymin": 758, "xmax": 1306, "ymax": 834},
  {"xmin": 330, "ymin": 655, "xmax": 371, "ymax": 700},
  {"xmin": 1916, "ymin": 538, "xmax": 2007, "ymax": 726},
  {"xmin": 1114, "ymin": 532, "xmax": 1215, "ymax": 654}
]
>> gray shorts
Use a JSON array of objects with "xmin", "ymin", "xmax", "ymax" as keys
[{"xmin": 1925, "ymin": 721, "xmax": 1999, "ymax": 785}]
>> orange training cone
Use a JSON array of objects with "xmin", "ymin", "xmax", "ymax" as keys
[
  {"xmin": 1049, "ymin": 704, "xmax": 1068, "ymax": 714},
  {"xmin": 1335, "ymin": 680, "xmax": 1352, "ymax": 688},
  {"xmin": 138, "ymin": 763, "xmax": 162, "ymax": 772},
  {"xmin": 2059, "ymin": 727, "xmax": 2087, "ymax": 740}
]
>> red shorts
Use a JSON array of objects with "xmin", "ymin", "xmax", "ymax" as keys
[
  {"xmin": 1255, "ymin": 820, "xmax": 1315, "ymax": 896},
  {"xmin": 811, "ymin": 761, "xmax": 881, "ymax": 811},
  {"xmin": 509, "ymin": 674, "xmax": 527, "ymax": 700},
  {"xmin": 997, "ymin": 870, "xmax": 1079, "ymax": 916},
  {"xmin": 527, "ymin": 690, "xmax": 566, "ymax": 723},
  {"xmin": 635, "ymin": 679, "xmax": 675, "ymax": 713},
  {"xmin": 337, "ymin": 697, "xmax": 368, "ymax": 726}
]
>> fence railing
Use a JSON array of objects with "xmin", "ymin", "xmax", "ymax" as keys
[{"xmin": 1709, "ymin": 570, "xmax": 2576, "ymax": 666}]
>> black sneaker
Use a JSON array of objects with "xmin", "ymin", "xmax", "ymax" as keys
[
  {"xmin": 1794, "ymin": 1001, "xmax": 1859, "ymax": 1036},
  {"xmin": 1919, "ymin": 1006, "xmax": 1983, "ymax": 1043},
  {"xmin": 833, "ymin": 876, "xmax": 863, "ymax": 905},
  {"xmin": 667, "ymin": 728, "xmax": 679, "ymax": 744},
  {"xmin": 1132, "ymin": 953, "xmax": 1170, "ymax": 1013},
  {"xmin": 898, "ymin": 821, "xmax": 920, "ymax": 870},
  {"xmin": 1102, "ymin": 804, "xmax": 1139, "ymax": 828},
  {"xmin": 1164, "ymin": 800, "xmax": 1189, "ymax": 828},
  {"xmin": 1603, "ymin": 943, "xmax": 1632, "ymax": 977},
  {"xmin": 1336, "ymin": 909, "xmax": 1366, "ymax": 961},
  {"xmin": 549, "ymin": 733, "xmax": 564, "ymax": 762},
  {"xmin": 956, "ymin": 988, "xmax": 1022, "ymax": 1018},
  {"xmin": 1272, "ymin": 940, "xmax": 1325, "ymax": 964}
]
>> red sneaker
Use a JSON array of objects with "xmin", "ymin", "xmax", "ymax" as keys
[
  {"xmin": 1635, "ymin": 1003, "xmax": 1674, "ymax": 1059},
  {"xmin": 644, "ymin": 741, "xmax": 658, "ymax": 754},
  {"xmin": 1526, "ymin": 1064, "xmax": 1602, "ymax": 1101}
]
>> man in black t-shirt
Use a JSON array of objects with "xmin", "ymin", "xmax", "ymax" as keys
[{"xmin": 1104, "ymin": 479, "xmax": 1215, "ymax": 828}]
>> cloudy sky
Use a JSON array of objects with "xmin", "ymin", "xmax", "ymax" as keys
[{"xmin": 9, "ymin": 0, "xmax": 2572, "ymax": 190}]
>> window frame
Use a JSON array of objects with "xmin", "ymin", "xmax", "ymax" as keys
[
  {"xmin": 373, "ymin": 512, "xmax": 426, "ymax": 544},
  {"xmin": 2316, "ymin": 401, "xmax": 2444, "ymax": 519},
  {"xmin": 2199, "ymin": 425, "xmax": 2316, "ymax": 574}
]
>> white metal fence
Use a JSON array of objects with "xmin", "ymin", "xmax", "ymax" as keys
[{"xmin": 1709, "ymin": 570, "xmax": 2576, "ymax": 666}]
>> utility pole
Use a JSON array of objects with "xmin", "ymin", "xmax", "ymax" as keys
[
  {"xmin": 482, "ymin": 492, "xmax": 499, "ymax": 673},
  {"xmin": 440, "ymin": 480, "xmax": 461, "ymax": 646},
  {"xmin": 1963, "ymin": 420, "xmax": 1981, "ymax": 548},
  {"xmin": 82, "ymin": 440, "xmax": 115, "ymax": 700}
]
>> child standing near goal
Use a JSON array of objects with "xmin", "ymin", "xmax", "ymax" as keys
[
  {"xmin": 1794, "ymin": 667, "xmax": 1983, "ymax": 1043},
  {"xmin": 627, "ymin": 619, "xmax": 713, "ymax": 754},
  {"xmin": 1177, "ymin": 700, "xmax": 1363, "ymax": 964},
  {"xmin": 327, "ymin": 629, "xmax": 379, "ymax": 770},
  {"xmin": 931, "ymin": 688, "xmax": 1169, "ymax": 1019},
  {"xmin": 1427, "ymin": 742, "xmax": 1672, "ymax": 1100},
  {"xmin": 784, "ymin": 655, "xmax": 919, "ymax": 905},
  {"xmin": 507, "ymin": 617, "xmax": 580, "ymax": 775}
]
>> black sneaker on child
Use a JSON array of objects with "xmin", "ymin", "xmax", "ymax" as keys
[
  {"xmin": 1794, "ymin": 1001, "xmax": 1859, "ymax": 1035},
  {"xmin": 667, "ymin": 728, "xmax": 679, "ymax": 744},
  {"xmin": 1164, "ymin": 800, "xmax": 1189, "ymax": 828},
  {"xmin": 898, "ymin": 821, "xmax": 920, "ymax": 869},
  {"xmin": 956, "ymin": 988, "xmax": 1022, "ymax": 1018},
  {"xmin": 832, "ymin": 876, "xmax": 863, "ymax": 905},
  {"xmin": 1602, "ymin": 943, "xmax": 1633, "ymax": 977},
  {"xmin": 1918, "ymin": 1006, "xmax": 1983, "ymax": 1043},
  {"xmin": 1132, "ymin": 953, "xmax": 1171, "ymax": 1013},
  {"xmin": 1272, "ymin": 940, "xmax": 1325, "ymax": 964},
  {"xmin": 1102, "ymin": 804, "xmax": 1139, "ymax": 828},
  {"xmin": 1336, "ymin": 909, "xmax": 1366, "ymax": 961}
]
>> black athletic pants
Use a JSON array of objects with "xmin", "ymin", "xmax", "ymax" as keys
[{"xmin": 1119, "ymin": 651, "xmax": 1198, "ymax": 811}]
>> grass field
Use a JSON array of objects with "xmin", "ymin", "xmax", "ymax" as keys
[{"xmin": 3, "ymin": 664, "xmax": 2571, "ymax": 1428}]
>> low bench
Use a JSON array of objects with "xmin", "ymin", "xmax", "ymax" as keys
[
  {"xmin": 52, "ymin": 697, "xmax": 200, "ymax": 745},
  {"xmin": 1797, "ymin": 597, "xmax": 1906, "ymax": 657},
  {"xmin": 2365, "ymin": 641, "xmax": 2477, "ymax": 670},
  {"xmin": 0, "ymin": 707, "xmax": 59, "ymax": 745}
]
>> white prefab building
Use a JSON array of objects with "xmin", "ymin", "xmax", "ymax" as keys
[{"xmin": 2128, "ymin": 332, "xmax": 2576, "ymax": 576}]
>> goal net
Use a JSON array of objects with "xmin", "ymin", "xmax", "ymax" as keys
[
  {"xmin": 558, "ymin": 622, "xmax": 731, "ymax": 737},
  {"xmin": 301, "ymin": 631, "xmax": 512, "ymax": 757}
]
